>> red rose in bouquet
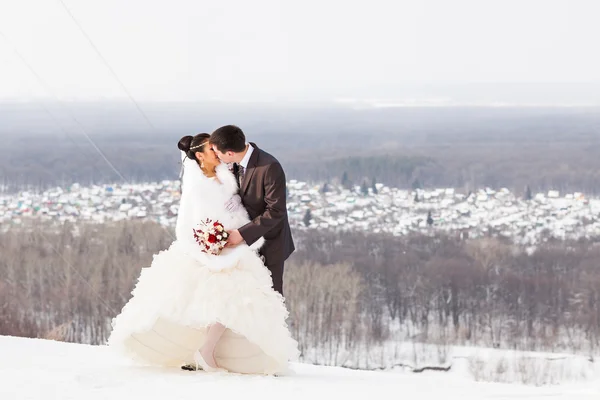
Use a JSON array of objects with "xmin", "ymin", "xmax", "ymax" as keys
[{"xmin": 192, "ymin": 218, "xmax": 230, "ymax": 255}]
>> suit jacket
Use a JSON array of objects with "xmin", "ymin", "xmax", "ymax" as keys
[{"xmin": 235, "ymin": 143, "xmax": 295, "ymax": 264}]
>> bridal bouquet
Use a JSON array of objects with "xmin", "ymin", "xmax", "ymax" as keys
[{"xmin": 193, "ymin": 219, "xmax": 230, "ymax": 255}]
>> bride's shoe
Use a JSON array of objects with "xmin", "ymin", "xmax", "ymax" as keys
[{"xmin": 193, "ymin": 350, "xmax": 227, "ymax": 373}]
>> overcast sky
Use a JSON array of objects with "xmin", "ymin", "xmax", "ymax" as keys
[{"xmin": 0, "ymin": 0, "xmax": 599, "ymax": 103}]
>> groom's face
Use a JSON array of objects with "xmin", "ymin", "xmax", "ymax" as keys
[{"xmin": 212, "ymin": 145, "xmax": 236, "ymax": 164}]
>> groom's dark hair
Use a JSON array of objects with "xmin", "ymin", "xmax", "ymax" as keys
[{"xmin": 210, "ymin": 125, "xmax": 246, "ymax": 153}]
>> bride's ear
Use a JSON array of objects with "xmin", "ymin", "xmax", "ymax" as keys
[{"xmin": 194, "ymin": 153, "xmax": 205, "ymax": 168}]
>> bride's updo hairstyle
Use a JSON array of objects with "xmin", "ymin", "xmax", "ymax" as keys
[{"xmin": 178, "ymin": 133, "xmax": 211, "ymax": 164}]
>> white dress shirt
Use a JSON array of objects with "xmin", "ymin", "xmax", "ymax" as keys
[{"xmin": 239, "ymin": 143, "xmax": 254, "ymax": 169}]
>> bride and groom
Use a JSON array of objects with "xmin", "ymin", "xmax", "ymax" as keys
[{"xmin": 108, "ymin": 125, "xmax": 299, "ymax": 375}]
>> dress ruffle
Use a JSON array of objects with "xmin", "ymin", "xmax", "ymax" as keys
[{"xmin": 107, "ymin": 241, "xmax": 299, "ymax": 375}]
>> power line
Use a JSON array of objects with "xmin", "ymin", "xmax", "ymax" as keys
[
  {"xmin": 0, "ymin": 22, "xmax": 178, "ymax": 240},
  {"xmin": 0, "ymin": 32, "xmax": 102, "ymax": 177},
  {"xmin": 0, "ymin": 29, "xmax": 129, "ymax": 183},
  {"xmin": 1, "ymin": 26, "xmax": 185, "ymax": 358},
  {"xmin": 57, "ymin": 0, "xmax": 157, "ymax": 131}
]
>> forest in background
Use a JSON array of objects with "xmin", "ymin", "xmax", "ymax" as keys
[{"xmin": 1, "ymin": 220, "xmax": 599, "ymax": 364}]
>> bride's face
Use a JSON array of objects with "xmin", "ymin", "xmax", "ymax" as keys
[{"xmin": 197, "ymin": 145, "xmax": 220, "ymax": 169}]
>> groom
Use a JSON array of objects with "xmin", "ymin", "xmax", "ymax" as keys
[{"xmin": 210, "ymin": 125, "xmax": 294, "ymax": 297}]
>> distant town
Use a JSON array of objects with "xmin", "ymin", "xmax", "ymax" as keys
[{"xmin": 2, "ymin": 179, "xmax": 600, "ymax": 245}]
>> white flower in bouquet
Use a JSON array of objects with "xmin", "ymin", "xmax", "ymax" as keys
[{"xmin": 192, "ymin": 218, "xmax": 230, "ymax": 255}]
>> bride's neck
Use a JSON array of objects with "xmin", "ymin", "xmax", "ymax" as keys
[{"xmin": 202, "ymin": 166, "xmax": 217, "ymax": 178}]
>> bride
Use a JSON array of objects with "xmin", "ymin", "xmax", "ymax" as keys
[{"xmin": 107, "ymin": 133, "xmax": 299, "ymax": 375}]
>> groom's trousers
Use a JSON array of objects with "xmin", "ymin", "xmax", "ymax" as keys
[
  {"xmin": 266, "ymin": 259, "xmax": 285, "ymax": 297},
  {"xmin": 259, "ymin": 246, "xmax": 285, "ymax": 297}
]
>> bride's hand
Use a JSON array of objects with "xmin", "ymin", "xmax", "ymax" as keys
[{"xmin": 225, "ymin": 194, "xmax": 242, "ymax": 212}]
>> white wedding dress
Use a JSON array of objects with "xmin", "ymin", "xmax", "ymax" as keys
[{"xmin": 107, "ymin": 155, "xmax": 299, "ymax": 375}]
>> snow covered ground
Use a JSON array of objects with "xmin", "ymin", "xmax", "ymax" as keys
[{"xmin": 1, "ymin": 335, "xmax": 598, "ymax": 400}]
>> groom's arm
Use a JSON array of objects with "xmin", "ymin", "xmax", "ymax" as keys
[{"xmin": 238, "ymin": 162, "xmax": 287, "ymax": 246}]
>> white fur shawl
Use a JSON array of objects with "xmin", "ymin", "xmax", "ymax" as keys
[{"xmin": 175, "ymin": 154, "xmax": 264, "ymax": 271}]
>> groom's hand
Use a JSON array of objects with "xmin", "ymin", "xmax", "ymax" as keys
[{"xmin": 225, "ymin": 229, "xmax": 244, "ymax": 247}]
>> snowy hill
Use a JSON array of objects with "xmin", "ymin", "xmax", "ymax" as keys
[{"xmin": 1, "ymin": 336, "xmax": 598, "ymax": 400}]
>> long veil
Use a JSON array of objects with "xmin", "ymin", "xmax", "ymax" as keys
[{"xmin": 175, "ymin": 152, "xmax": 203, "ymax": 242}]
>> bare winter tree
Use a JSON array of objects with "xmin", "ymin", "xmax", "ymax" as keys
[{"xmin": 2, "ymin": 220, "xmax": 600, "ymax": 365}]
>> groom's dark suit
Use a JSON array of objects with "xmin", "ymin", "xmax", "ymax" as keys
[{"xmin": 234, "ymin": 143, "xmax": 295, "ymax": 296}]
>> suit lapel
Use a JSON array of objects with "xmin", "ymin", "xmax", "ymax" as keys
[
  {"xmin": 240, "ymin": 143, "xmax": 259, "ymax": 196},
  {"xmin": 232, "ymin": 163, "xmax": 240, "ymax": 189}
]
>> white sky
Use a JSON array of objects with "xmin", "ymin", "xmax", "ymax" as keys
[{"xmin": 0, "ymin": 0, "xmax": 598, "ymax": 102}]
